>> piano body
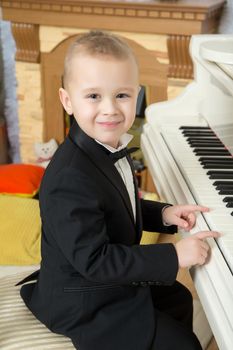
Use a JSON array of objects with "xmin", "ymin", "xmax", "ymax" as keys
[{"xmin": 141, "ymin": 34, "xmax": 233, "ymax": 350}]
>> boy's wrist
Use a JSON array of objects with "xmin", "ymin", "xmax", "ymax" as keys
[{"xmin": 161, "ymin": 205, "xmax": 172, "ymax": 226}]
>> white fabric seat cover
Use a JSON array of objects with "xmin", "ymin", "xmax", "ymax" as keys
[{"xmin": 0, "ymin": 271, "xmax": 75, "ymax": 349}]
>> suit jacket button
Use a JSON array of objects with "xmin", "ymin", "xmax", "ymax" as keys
[
  {"xmin": 140, "ymin": 281, "xmax": 148, "ymax": 287},
  {"xmin": 148, "ymin": 281, "xmax": 154, "ymax": 286},
  {"xmin": 132, "ymin": 281, "xmax": 139, "ymax": 286},
  {"xmin": 155, "ymin": 281, "xmax": 162, "ymax": 286}
]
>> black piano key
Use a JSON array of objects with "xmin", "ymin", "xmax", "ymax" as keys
[
  {"xmin": 194, "ymin": 147, "xmax": 226, "ymax": 152},
  {"xmin": 190, "ymin": 143, "xmax": 224, "ymax": 148},
  {"xmin": 195, "ymin": 150, "xmax": 231, "ymax": 156},
  {"xmin": 183, "ymin": 132, "xmax": 216, "ymax": 137},
  {"xmin": 189, "ymin": 142, "xmax": 223, "ymax": 147},
  {"xmin": 203, "ymin": 164, "xmax": 233, "ymax": 169},
  {"xmin": 210, "ymin": 175, "xmax": 233, "ymax": 179},
  {"xmin": 201, "ymin": 162, "xmax": 233, "ymax": 167},
  {"xmin": 216, "ymin": 182, "xmax": 233, "ymax": 187},
  {"xmin": 200, "ymin": 159, "xmax": 233, "ymax": 164},
  {"xmin": 216, "ymin": 185, "xmax": 233, "ymax": 191},
  {"xmin": 182, "ymin": 129, "xmax": 214, "ymax": 133},
  {"xmin": 208, "ymin": 173, "xmax": 233, "ymax": 180},
  {"xmin": 187, "ymin": 137, "xmax": 219, "ymax": 142},
  {"xmin": 188, "ymin": 136, "xmax": 220, "ymax": 140},
  {"xmin": 188, "ymin": 138, "xmax": 222, "ymax": 142},
  {"xmin": 192, "ymin": 143, "xmax": 226, "ymax": 150},
  {"xmin": 181, "ymin": 128, "xmax": 212, "ymax": 132},
  {"xmin": 207, "ymin": 170, "xmax": 233, "ymax": 175},
  {"xmin": 214, "ymin": 181, "xmax": 233, "ymax": 188},
  {"xmin": 219, "ymin": 189, "xmax": 233, "ymax": 195},
  {"xmin": 226, "ymin": 202, "xmax": 233, "ymax": 208},
  {"xmin": 179, "ymin": 126, "xmax": 211, "ymax": 130},
  {"xmin": 189, "ymin": 140, "xmax": 220, "ymax": 144},
  {"xmin": 199, "ymin": 157, "xmax": 233, "ymax": 162},
  {"xmin": 187, "ymin": 137, "xmax": 221, "ymax": 142},
  {"xmin": 223, "ymin": 197, "xmax": 233, "ymax": 202},
  {"xmin": 214, "ymin": 181, "xmax": 233, "ymax": 186},
  {"xmin": 191, "ymin": 142, "xmax": 222, "ymax": 148}
]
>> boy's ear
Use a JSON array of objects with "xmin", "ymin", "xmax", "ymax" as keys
[{"xmin": 59, "ymin": 88, "xmax": 73, "ymax": 115}]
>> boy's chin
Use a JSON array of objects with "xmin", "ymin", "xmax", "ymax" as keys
[{"xmin": 98, "ymin": 137, "xmax": 119, "ymax": 149}]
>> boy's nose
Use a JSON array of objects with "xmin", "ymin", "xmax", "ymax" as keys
[{"xmin": 101, "ymin": 98, "xmax": 117, "ymax": 115}]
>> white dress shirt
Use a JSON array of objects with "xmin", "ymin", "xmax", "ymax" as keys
[{"xmin": 95, "ymin": 134, "xmax": 136, "ymax": 220}]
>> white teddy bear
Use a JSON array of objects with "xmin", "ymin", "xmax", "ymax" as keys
[{"xmin": 34, "ymin": 138, "xmax": 58, "ymax": 168}]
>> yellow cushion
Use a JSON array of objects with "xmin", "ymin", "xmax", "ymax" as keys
[
  {"xmin": 140, "ymin": 231, "xmax": 160, "ymax": 245},
  {"xmin": 140, "ymin": 191, "xmax": 160, "ymax": 245},
  {"xmin": 0, "ymin": 195, "xmax": 41, "ymax": 265},
  {"xmin": 0, "ymin": 189, "xmax": 159, "ymax": 264}
]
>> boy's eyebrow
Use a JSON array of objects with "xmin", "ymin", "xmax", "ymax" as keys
[
  {"xmin": 116, "ymin": 87, "xmax": 136, "ymax": 92},
  {"xmin": 82, "ymin": 87, "xmax": 136, "ymax": 93},
  {"xmin": 82, "ymin": 88, "xmax": 100, "ymax": 92}
]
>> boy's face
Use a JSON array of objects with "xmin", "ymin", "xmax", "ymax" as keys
[{"xmin": 59, "ymin": 53, "xmax": 139, "ymax": 148}]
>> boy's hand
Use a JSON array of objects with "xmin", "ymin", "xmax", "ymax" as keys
[
  {"xmin": 162, "ymin": 204, "xmax": 209, "ymax": 231},
  {"xmin": 175, "ymin": 231, "xmax": 221, "ymax": 268}
]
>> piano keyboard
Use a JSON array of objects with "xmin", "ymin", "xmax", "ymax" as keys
[{"xmin": 161, "ymin": 125, "xmax": 233, "ymax": 273}]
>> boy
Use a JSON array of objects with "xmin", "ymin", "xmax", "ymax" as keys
[{"xmin": 19, "ymin": 31, "xmax": 219, "ymax": 350}]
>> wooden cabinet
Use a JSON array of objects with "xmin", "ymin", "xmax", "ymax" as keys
[{"xmin": 0, "ymin": 0, "xmax": 226, "ymax": 79}]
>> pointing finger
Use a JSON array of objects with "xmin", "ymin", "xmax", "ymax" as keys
[
  {"xmin": 184, "ymin": 205, "xmax": 210, "ymax": 213},
  {"xmin": 194, "ymin": 231, "xmax": 221, "ymax": 240}
]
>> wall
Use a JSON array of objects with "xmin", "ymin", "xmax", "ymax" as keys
[
  {"xmin": 16, "ymin": 61, "xmax": 43, "ymax": 163},
  {"xmin": 1, "ymin": 20, "xmax": 20, "ymax": 163}
]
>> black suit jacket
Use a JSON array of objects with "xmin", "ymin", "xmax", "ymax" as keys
[{"xmin": 20, "ymin": 121, "xmax": 178, "ymax": 350}]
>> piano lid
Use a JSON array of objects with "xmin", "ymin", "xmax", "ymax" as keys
[
  {"xmin": 199, "ymin": 38, "xmax": 233, "ymax": 80},
  {"xmin": 200, "ymin": 38, "xmax": 233, "ymax": 65}
]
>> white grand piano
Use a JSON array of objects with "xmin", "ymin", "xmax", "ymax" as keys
[{"xmin": 141, "ymin": 34, "xmax": 233, "ymax": 350}]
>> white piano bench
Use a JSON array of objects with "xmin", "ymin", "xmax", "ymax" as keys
[{"xmin": 0, "ymin": 271, "xmax": 75, "ymax": 349}]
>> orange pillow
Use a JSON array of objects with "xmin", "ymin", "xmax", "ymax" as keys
[{"xmin": 0, "ymin": 164, "xmax": 45, "ymax": 197}]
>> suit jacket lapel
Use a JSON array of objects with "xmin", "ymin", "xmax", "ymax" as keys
[{"xmin": 68, "ymin": 121, "xmax": 135, "ymax": 225}]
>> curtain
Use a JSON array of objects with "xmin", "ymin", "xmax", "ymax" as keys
[
  {"xmin": 218, "ymin": 0, "xmax": 233, "ymax": 34},
  {"xmin": 0, "ymin": 21, "xmax": 20, "ymax": 163}
]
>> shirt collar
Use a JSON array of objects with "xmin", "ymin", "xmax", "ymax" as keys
[{"xmin": 95, "ymin": 133, "xmax": 133, "ymax": 153}]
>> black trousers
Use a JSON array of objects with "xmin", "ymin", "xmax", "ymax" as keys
[
  {"xmin": 72, "ymin": 281, "xmax": 202, "ymax": 350},
  {"xmin": 150, "ymin": 281, "xmax": 202, "ymax": 350}
]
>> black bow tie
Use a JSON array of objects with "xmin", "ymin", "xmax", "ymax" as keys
[{"xmin": 109, "ymin": 147, "xmax": 139, "ymax": 163}]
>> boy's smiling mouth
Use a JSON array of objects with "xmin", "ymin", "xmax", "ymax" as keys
[{"xmin": 97, "ymin": 121, "xmax": 121, "ymax": 128}]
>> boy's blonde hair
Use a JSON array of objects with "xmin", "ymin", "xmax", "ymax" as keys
[{"xmin": 63, "ymin": 30, "xmax": 138, "ymax": 88}]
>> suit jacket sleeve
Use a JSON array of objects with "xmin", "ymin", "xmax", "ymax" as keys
[
  {"xmin": 41, "ymin": 167, "xmax": 178, "ymax": 286},
  {"xmin": 140, "ymin": 199, "xmax": 177, "ymax": 234}
]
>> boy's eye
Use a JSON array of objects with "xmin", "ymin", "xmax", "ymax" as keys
[
  {"xmin": 87, "ymin": 93, "xmax": 99, "ymax": 99},
  {"xmin": 117, "ymin": 93, "xmax": 130, "ymax": 99}
]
